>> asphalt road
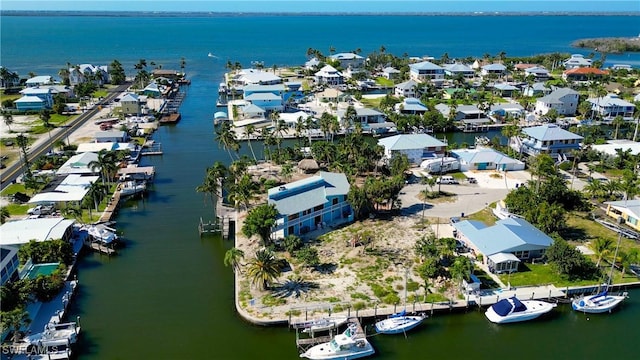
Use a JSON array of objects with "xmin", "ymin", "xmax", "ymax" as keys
[{"xmin": 0, "ymin": 83, "xmax": 130, "ymax": 190}]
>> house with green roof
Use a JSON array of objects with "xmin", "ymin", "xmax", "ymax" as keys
[
  {"xmin": 378, "ymin": 134, "xmax": 447, "ymax": 164},
  {"xmin": 452, "ymin": 217, "xmax": 554, "ymax": 274},
  {"xmin": 268, "ymin": 172, "xmax": 353, "ymax": 239}
]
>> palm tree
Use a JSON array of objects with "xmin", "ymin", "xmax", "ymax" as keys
[
  {"xmin": 2, "ymin": 111, "xmax": 14, "ymax": 131},
  {"xmin": 0, "ymin": 206, "xmax": 10, "ymax": 224},
  {"xmin": 592, "ymin": 237, "xmax": 614, "ymax": 267},
  {"xmin": 215, "ymin": 121, "xmax": 240, "ymax": 161},
  {"xmin": 224, "ymin": 247, "xmax": 245, "ymax": 274},
  {"xmin": 0, "ymin": 307, "xmax": 31, "ymax": 343},
  {"xmin": 244, "ymin": 124, "xmax": 258, "ymax": 163},
  {"xmin": 612, "ymin": 115, "xmax": 624, "ymax": 140},
  {"xmin": 246, "ymin": 248, "xmax": 282, "ymax": 290}
]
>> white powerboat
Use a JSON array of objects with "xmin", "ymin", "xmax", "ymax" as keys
[
  {"xmin": 119, "ymin": 180, "xmax": 146, "ymax": 197},
  {"xmin": 485, "ymin": 296, "xmax": 556, "ymax": 324},
  {"xmin": 299, "ymin": 316, "xmax": 349, "ymax": 333},
  {"xmin": 572, "ymin": 290, "xmax": 628, "ymax": 313},
  {"xmin": 299, "ymin": 324, "xmax": 374, "ymax": 360},
  {"xmin": 23, "ymin": 321, "xmax": 81, "ymax": 346},
  {"xmin": 375, "ymin": 311, "xmax": 426, "ymax": 334}
]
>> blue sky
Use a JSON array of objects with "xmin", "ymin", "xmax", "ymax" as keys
[{"xmin": 2, "ymin": 1, "xmax": 639, "ymax": 13}]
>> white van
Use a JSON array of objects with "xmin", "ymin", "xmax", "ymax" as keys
[{"xmin": 436, "ymin": 176, "xmax": 458, "ymax": 184}]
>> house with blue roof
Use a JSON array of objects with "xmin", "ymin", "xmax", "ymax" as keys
[
  {"xmin": 268, "ymin": 172, "xmax": 353, "ymax": 238},
  {"xmin": 451, "ymin": 148, "xmax": 525, "ymax": 171},
  {"xmin": 516, "ymin": 124, "xmax": 583, "ymax": 158},
  {"xmin": 409, "ymin": 61, "xmax": 445, "ymax": 85},
  {"xmin": 378, "ymin": 134, "xmax": 447, "ymax": 164},
  {"xmin": 453, "ymin": 217, "xmax": 554, "ymax": 273}
]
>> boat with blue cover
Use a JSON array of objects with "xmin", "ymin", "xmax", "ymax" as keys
[{"xmin": 485, "ymin": 296, "xmax": 556, "ymax": 324}]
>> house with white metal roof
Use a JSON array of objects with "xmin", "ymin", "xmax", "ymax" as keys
[
  {"xmin": 378, "ymin": 134, "xmax": 447, "ymax": 164},
  {"xmin": 516, "ymin": 124, "xmax": 583, "ymax": 158},
  {"xmin": 329, "ymin": 53, "xmax": 365, "ymax": 69},
  {"xmin": 268, "ymin": 172, "xmax": 353, "ymax": 238},
  {"xmin": 409, "ymin": 61, "xmax": 445, "ymax": 84},
  {"xmin": 451, "ymin": 148, "xmax": 525, "ymax": 171},
  {"xmin": 25, "ymin": 75, "xmax": 54, "ymax": 86},
  {"xmin": 534, "ymin": 87, "xmax": 580, "ymax": 116},
  {"xmin": 395, "ymin": 98, "xmax": 429, "ymax": 115},
  {"xmin": 452, "ymin": 217, "xmax": 553, "ymax": 273},
  {"xmin": 394, "ymin": 79, "xmax": 419, "ymax": 98},
  {"xmin": 587, "ymin": 93, "xmax": 636, "ymax": 121},
  {"xmin": 0, "ymin": 218, "xmax": 75, "ymax": 247},
  {"xmin": 315, "ymin": 65, "xmax": 344, "ymax": 85}
]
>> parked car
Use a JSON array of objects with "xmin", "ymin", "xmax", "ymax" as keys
[{"xmin": 27, "ymin": 204, "xmax": 55, "ymax": 216}]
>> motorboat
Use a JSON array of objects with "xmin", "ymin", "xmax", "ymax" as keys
[
  {"xmin": 299, "ymin": 324, "xmax": 374, "ymax": 360},
  {"xmin": 298, "ymin": 316, "xmax": 349, "ymax": 333},
  {"xmin": 119, "ymin": 180, "xmax": 147, "ymax": 197},
  {"xmin": 374, "ymin": 311, "xmax": 426, "ymax": 334},
  {"xmin": 86, "ymin": 224, "xmax": 118, "ymax": 244},
  {"xmin": 485, "ymin": 296, "xmax": 556, "ymax": 324},
  {"xmin": 23, "ymin": 321, "xmax": 81, "ymax": 346},
  {"xmin": 572, "ymin": 290, "xmax": 628, "ymax": 313}
]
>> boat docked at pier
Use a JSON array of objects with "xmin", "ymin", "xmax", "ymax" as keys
[
  {"xmin": 485, "ymin": 296, "xmax": 556, "ymax": 324},
  {"xmin": 295, "ymin": 316, "xmax": 349, "ymax": 334},
  {"xmin": 572, "ymin": 290, "xmax": 628, "ymax": 313},
  {"xmin": 374, "ymin": 311, "xmax": 426, "ymax": 334},
  {"xmin": 299, "ymin": 324, "xmax": 374, "ymax": 360}
]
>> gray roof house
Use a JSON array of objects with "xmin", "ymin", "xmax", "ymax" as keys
[
  {"xmin": 516, "ymin": 124, "xmax": 583, "ymax": 158},
  {"xmin": 453, "ymin": 217, "xmax": 554, "ymax": 273},
  {"xmin": 534, "ymin": 87, "xmax": 580, "ymax": 116},
  {"xmin": 268, "ymin": 172, "xmax": 353, "ymax": 238},
  {"xmin": 378, "ymin": 134, "xmax": 447, "ymax": 164}
]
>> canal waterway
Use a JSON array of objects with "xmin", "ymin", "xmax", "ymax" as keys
[{"xmin": 2, "ymin": 13, "xmax": 639, "ymax": 359}]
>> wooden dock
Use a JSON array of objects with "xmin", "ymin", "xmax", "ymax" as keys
[{"xmin": 99, "ymin": 189, "xmax": 121, "ymax": 223}]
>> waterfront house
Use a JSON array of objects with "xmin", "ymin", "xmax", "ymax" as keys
[
  {"xmin": 395, "ymin": 97, "xmax": 429, "ymax": 115},
  {"xmin": 0, "ymin": 218, "xmax": 75, "ymax": 247},
  {"xmin": 315, "ymin": 65, "xmax": 344, "ymax": 86},
  {"xmin": 56, "ymin": 152, "xmax": 100, "ymax": 175},
  {"xmin": 562, "ymin": 67, "xmax": 609, "ymax": 82},
  {"xmin": 452, "ymin": 217, "xmax": 553, "ymax": 273},
  {"xmin": 563, "ymin": 54, "xmax": 592, "ymax": 69},
  {"xmin": 604, "ymin": 200, "xmax": 640, "ymax": 231},
  {"xmin": 524, "ymin": 66, "xmax": 550, "ymax": 81},
  {"xmin": 443, "ymin": 63, "xmax": 475, "ymax": 78},
  {"xmin": 409, "ymin": 61, "xmax": 445, "ymax": 85},
  {"xmin": 1, "ymin": 246, "xmax": 20, "ymax": 285},
  {"xmin": 268, "ymin": 172, "xmax": 353, "ymax": 238},
  {"xmin": 94, "ymin": 130, "xmax": 129, "ymax": 143},
  {"xmin": 69, "ymin": 64, "xmax": 109, "ymax": 86},
  {"xmin": 534, "ymin": 87, "xmax": 580, "ymax": 116},
  {"xmin": 480, "ymin": 63, "xmax": 507, "ymax": 78},
  {"xmin": 120, "ymin": 92, "xmax": 143, "ymax": 115},
  {"xmin": 28, "ymin": 174, "xmax": 100, "ymax": 208},
  {"xmin": 337, "ymin": 107, "xmax": 386, "ymax": 128},
  {"xmin": 329, "ymin": 53, "xmax": 365, "ymax": 69},
  {"xmin": 394, "ymin": 79, "xmax": 419, "ymax": 98},
  {"xmin": 25, "ymin": 75, "xmax": 55, "ymax": 86},
  {"xmin": 515, "ymin": 124, "xmax": 583, "ymax": 158},
  {"xmin": 382, "ymin": 66, "xmax": 401, "ymax": 80},
  {"xmin": 587, "ymin": 93, "xmax": 636, "ymax": 121},
  {"xmin": 378, "ymin": 134, "xmax": 447, "ymax": 164},
  {"xmin": 451, "ymin": 148, "xmax": 525, "ymax": 171}
]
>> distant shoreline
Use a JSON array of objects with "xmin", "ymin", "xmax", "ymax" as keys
[{"xmin": 2, "ymin": 10, "xmax": 640, "ymax": 17}]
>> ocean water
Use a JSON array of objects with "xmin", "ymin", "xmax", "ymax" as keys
[{"xmin": 2, "ymin": 13, "xmax": 640, "ymax": 360}]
